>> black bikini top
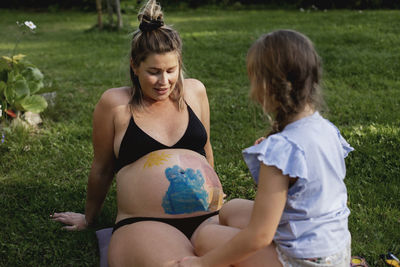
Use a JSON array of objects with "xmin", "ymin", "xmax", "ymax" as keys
[{"xmin": 114, "ymin": 104, "xmax": 207, "ymax": 173}]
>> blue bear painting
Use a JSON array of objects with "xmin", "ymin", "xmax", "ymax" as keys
[{"xmin": 162, "ymin": 165, "xmax": 209, "ymax": 214}]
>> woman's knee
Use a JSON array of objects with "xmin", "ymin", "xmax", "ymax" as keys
[
  {"xmin": 192, "ymin": 224, "xmax": 213, "ymax": 256},
  {"xmin": 219, "ymin": 198, "xmax": 253, "ymax": 227},
  {"xmin": 193, "ymin": 223, "xmax": 243, "ymax": 257}
]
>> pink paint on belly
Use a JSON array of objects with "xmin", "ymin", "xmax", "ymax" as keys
[{"xmin": 179, "ymin": 154, "xmax": 222, "ymax": 187}]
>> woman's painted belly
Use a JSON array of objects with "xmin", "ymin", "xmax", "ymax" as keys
[{"xmin": 116, "ymin": 149, "xmax": 224, "ymax": 219}]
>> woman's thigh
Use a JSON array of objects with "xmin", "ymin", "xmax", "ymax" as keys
[
  {"xmin": 192, "ymin": 223, "xmax": 282, "ymax": 267},
  {"xmin": 108, "ymin": 221, "xmax": 195, "ymax": 267}
]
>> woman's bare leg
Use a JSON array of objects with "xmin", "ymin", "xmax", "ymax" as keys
[
  {"xmin": 192, "ymin": 199, "xmax": 282, "ymax": 267},
  {"xmin": 108, "ymin": 221, "xmax": 195, "ymax": 267},
  {"xmin": 193, "ymin": 224, "xmax": 282, "ymax": 267}
]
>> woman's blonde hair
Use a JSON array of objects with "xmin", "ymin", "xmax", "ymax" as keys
[
  {"xmin": 129, "ymin": 0, "xmax": 184, "ymax": 110},
  {"xmin": 247, "ymin": 29, "xmax": 324, "ymax": 135}
]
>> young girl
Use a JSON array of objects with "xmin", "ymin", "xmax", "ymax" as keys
[{"xmin": 177, "ymin": 30, "xmax": 353, "ymax": 267}]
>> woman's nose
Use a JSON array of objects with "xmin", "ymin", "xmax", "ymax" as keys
[{"xmin": 159, "ymin": 72, "xmax": 168, "ymax": 85}]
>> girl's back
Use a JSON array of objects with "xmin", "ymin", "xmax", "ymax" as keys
[{"xmin": 243, "ymin": 111, "xmax": 353, "ymax": 258}]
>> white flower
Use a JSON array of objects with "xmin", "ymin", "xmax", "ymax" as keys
[
  {"xmin": 24, "ymin": 21, "xmax": 36, "ymax": 30},
  {"xmin": 300, "ymin": 8, "xmax": 305, "ymax": 12},
  {"xmin": 0, "ymin": 104, "xmax": 2, "ymax": 118}
]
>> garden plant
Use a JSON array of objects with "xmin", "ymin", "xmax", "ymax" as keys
[{"xmin": 0, "ymin": 20, "xmax": 55, "ymax": 141}]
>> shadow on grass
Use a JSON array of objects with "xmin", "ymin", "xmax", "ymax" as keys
[{"xmin": 0, "ymin": 178, "xmax": 116, "ymax": 266}]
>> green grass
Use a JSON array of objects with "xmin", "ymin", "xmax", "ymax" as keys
[{"xmin": 0, "ymin": 8, "xmax": 399, "ymax": 266}]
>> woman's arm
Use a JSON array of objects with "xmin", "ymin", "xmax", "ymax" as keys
[
  {"xmin": 184, "ymin": 78, "xmax": 214, "ymax": 168},
  {"xmin": 180, "ymin": 164, "xmax": 288, "ymax": 267},
  {"xmin": 199, "ymin": 83, "xmax": 214, "ymax": 168},
  {"xmin": 51, "ymin": 90, "xmax": 117, "ymax": 230},
  {"xmin": 84, "ymin": 90, "xmax": 116, "ymax": 225}
]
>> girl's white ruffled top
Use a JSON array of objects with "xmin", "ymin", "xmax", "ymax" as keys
[{"xmin": 243, "ymin": 112, "xmax": 353, "ymax": 258}]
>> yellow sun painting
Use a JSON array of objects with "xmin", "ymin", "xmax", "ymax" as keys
[{"xmin": 143, "ymin": 152, "xmax": 172, "ymax": 168}]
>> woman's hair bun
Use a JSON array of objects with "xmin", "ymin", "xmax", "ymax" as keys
[{"xmin": 138, "ymin": 0, "xmax": 165, "ymax": 32}]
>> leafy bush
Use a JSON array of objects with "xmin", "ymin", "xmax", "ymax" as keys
[
  {"xmin": 0, "ymin": 55, "xmax": 49, "ymax": 115},
  {"xmin": 0, "ymin": 20, "xmax": 54, "ymax": 128}
]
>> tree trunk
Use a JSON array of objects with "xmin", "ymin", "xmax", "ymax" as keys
[
  {"xmin": 95, "ymin": 0, "xmax": 103, "ymax": 29},
  {"xmin": 106, "ymin": 0, "xmax": 114, "ymax": 26},
  {"xmin": 115, "ymin": 0, "xmax": 123, "ymax": 29}
]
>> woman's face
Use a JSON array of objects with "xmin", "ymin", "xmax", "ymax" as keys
[{"xmin": 133, "ymin": 52, "xmax": 180, "ymax": 103}]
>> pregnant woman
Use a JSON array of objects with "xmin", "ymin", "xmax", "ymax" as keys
[{"xmin": 51, "ymin": 1, "xmax": 224, "ymax": 266}]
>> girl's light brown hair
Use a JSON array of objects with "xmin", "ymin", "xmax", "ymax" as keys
[
  {"xmin": 129, "ymin": 0, "xmax": 184, "ymax": 109},
  {"xmin": 247, "ymin": 29, "xmax": 323, "ymax": 135}
]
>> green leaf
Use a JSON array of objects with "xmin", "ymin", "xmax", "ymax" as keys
[
  {"xmin": 13, "ymin": 101, "xmax": 24, "ymax": 111},
  {"xmin": 7, "ymin": 70, "xmax": 16, "ymax": 83},
  {"xmin": 4, "ymin": 83, "xmax": 15, "ymax": 104},
  {"xmin": 19, "ymin": 95, "xmax": 48, "ymax": 113},
  {"xmin": 14, "ymin": 75, "xmax": 30, "ymax": 100},
  {"xmin": 22, "ymin": 67, "xmax": 44, "ymax": 82},
  {"xmin": 28, "ymin": 80, "xmax": 44, "ymax": 95}
]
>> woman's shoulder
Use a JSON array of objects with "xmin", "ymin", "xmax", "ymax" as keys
[
  {"xmin": 183, "ymin": 78, "xmax": 207, "ymax": 106},
  {"xmin": 184, "ymin": 78, "xmax": 206, "ymax": 96},
  {"xmin": 97, "ymin": 86, "xmax": 131, "ymax": 110}
]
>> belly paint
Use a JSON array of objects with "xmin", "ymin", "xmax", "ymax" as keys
[
  {"xmin": 162, "ymin": 165, "xmax": 210, "ymax": 214},
  {"xmin": 179, "ymin": 154, "xmax": 224, "ymax": 211},
  {"xmin": 141, "ymin": 151, "xmax": 224, "ymax": 214},
  {"xmin": 143, "ymin": 151, "xmax": 172, "ymax": 168}
]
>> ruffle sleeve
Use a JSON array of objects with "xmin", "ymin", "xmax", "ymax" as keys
[
  {"xmin": 338, "ymin": 132, "xmax": 354, "ymax": 158},
  {"xmin": 328, "ymin": 121, "xmax": 354, "ymax": 158},
  {"xmin": 242, "ymin": 135, "xmax": 308, "ymax": 184}
]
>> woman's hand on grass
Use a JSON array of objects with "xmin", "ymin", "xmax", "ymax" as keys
[{"xmin": 50, "ymin": 212, "xmax": 88, "ymax": 231}]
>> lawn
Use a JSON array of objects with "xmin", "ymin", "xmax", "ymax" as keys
[{"xmin": 0, "ymin": 7, "xmax": 399, "ymax": 266}]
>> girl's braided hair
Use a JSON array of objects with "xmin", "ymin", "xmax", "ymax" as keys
[{"xmin": 247, "ymin": 29, "xmax": 324, "ymax": 136}]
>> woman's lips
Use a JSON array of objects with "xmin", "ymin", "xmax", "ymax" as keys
[{"xmin": 155, "ymin": 87, "xmax": 169, "ymax": 94}]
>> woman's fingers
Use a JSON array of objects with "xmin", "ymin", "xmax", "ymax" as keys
[
  {"xmin": 51, "ymin": 212, "xmax": 71, "ymax": 222},
  {"xmin": 50, "ymin": 212, "xmax": 87, "ymax": 230},
  {"xmin": 51, "ymin": 216, "xmax": 71, "ymax": 224},
  {"xmin": 62, "ymin": 225, "xmax": 78, "ymax": 231}
]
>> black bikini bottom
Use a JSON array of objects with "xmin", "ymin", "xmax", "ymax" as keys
[{"xmin": 112, "ymin": 210, "xmax": 219, "ymax": 239}]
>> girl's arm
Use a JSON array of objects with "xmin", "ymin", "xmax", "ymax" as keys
[{"xmin": 181, "ymin": 164, "xmax": 288, "ymax": 267}]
